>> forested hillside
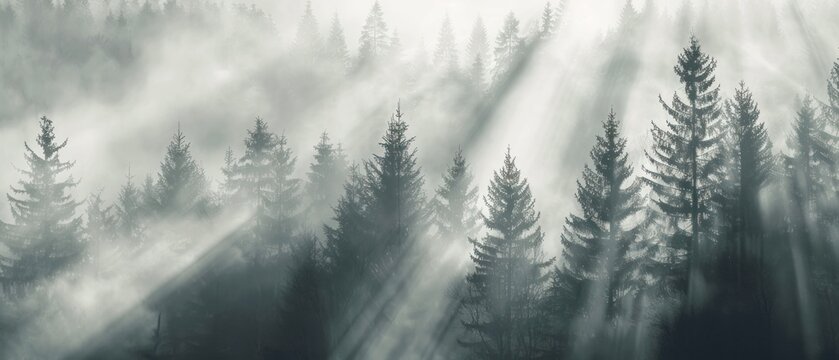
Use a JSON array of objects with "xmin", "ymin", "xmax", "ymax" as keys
[{"xmin": 1, "ymin": 1, "xmax": 838, "ymax": 359}]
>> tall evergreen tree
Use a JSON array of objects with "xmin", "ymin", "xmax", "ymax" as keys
[
  {"xmin": 433, "ymin": 14, "xmax": 459, "ymax": 74},
  {"xmin": 539, "ymin": 2, "xmax": 557, "ymax": 39},
  {"xmin": 140, "ymin": 175, "xmax": 159, "ymax": 218},
  {"xmin": 264, "ymin": 134, "xmax": 302, "ymax": 255},
  {"xmin": 784, "ymin": 96, "xmax": 836, "ymax": 290},
  {"xmin": 306, "ymin": 132, "xmax": 348, "ymax": 229},
  {"xmin": 325, "ymin": 13, "xmax": 350, "ymax": 71},
  {"xmin": 84, "ymin": 191, "xmax": 116, "ymax": 275},
  {"xmin": 276, "ymin": 238, "xmax": 329, "ymax": 359},
  {"xmin": 720, "ymin": 82, "xmax": 773, "ymax": 276},
  {"xmin": 2, "ymin": 116, "xmax": 82, "ymax": 292},
  {"xmin": 460, "ymin": 148, "xmax": 553, "ymax": 360},
  {"xmin": 643, "ymin": 36, "xmax": 724, "ymax": 297},
  {"xmin": 469, "ymin": 55, "xmax": 487, "ymax": 95},
  {"xmin": 466, "ymin": 16, "xmax": 489, "ymax": 68},
  {"xmin": 553, "ymin": 110, "xmax": 643, "ymax": 323},
  {"xmin": 219, "ymin": 146, "xmax": 236, "ymax": 203},
  {"xmin": 357, "ymin": 1, "xmax": 389, "ymax": 67},
  {"xmin": 235, "ymin": 117, "xmax": 279, "ymax": 210},
  {"xmin": 785, "ymin": 96, "xmax": 832, "ymax": 228},
  {"xmin": 156, "ymin": 125, "xmax": 208, "ymax": 216},
  {"xmin": 323, "ymin": 164, "xmax": 372, "ymax": 305},
  {"xmin": 492, "ymin": 12, "xmax": 525, "ymax": 83},
  {"xmin": 116, "ymin": 170, "xmax": 143, "ymax": 242},
  {"xmin": 828, "ymin": 59, "xmax": 839, "ymax": 124},
  {"xmin": 294, "ymin": 1, "xmax": 321, "ymax": 60},
  {"xmin": 362, "ymin": 102, "xmax": 428, "ymax": 278},
  {"xmin": 433, "ymin": 148, "xmax": 480, "ymax": 242},
  {"xmin": 389, "ymin": 28, "xmax": 402, "ymax": 57}
]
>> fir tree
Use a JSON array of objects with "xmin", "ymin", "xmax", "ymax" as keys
[
  {"xmin": 156, "ymin": 125, "xmax": 208, "ymax": 216},
  {"xmin": 466, "ymin": 16, "xmax": 489, "ymax": 68},
  {"xmin": 433, "ymin": 14, "xmax": 459, "ymax": 73},
  {"xmin": 357, "ymin": 1, "xmax": 389, "ymax": 67},
  {"xmin": 2, "ymin": 116, "xmax": 82, "ymax": 291},
  {"xmin": 785, "ymin": 96, "xmax": 832, "ymax": 223},
  {"xmin": 306, "ymin": 132, "xmax": 348, "ymax": 228},
  {"xmin": 829, "ymin": 60, "xmax": 839, "ymax": 123},
  {"xmin": 617, "ymin": 0, "xmax": 639, "ymax": 29},
  {"xmin": 84, "ymin": 191, "xmax": 116, "ymax": 275},
  {"xmin": 235, "ymin": 118, "xmax": 279, "ymax": 208},
  {"xmin": 468, "ymin": 55, "xmax": 487, "ymax": 94},
  {"xmin": 219, "ymin": 146, "xmax": 236, "ymax": 203},
  {"xmin": 720, "ymin": 82, "xmax": 773, "ymax": 275},
  {"xmin": 784, "ymin": 96, "xmax": 835, "ymax": 283},
  {"xmin": 324, "ymin": 164, "xmax": 373, "ymax": 295},
  {"xmin": 325, "ymin": 13, "xmax": 350, "ymax": 71},
  {"xmin": 264, "ymin": 134, "xmax": 302, "ymax": 255},
  {"xmin": 140, "ymin": 175, "xmax": 159, "ymax": 218},
  {"xmin": 539, "ymin": 2, "xmax": 557, "ymax": 39},
  {"xmin": 276, "ymin": 238, "xmax": 329, "ymax": 359},
  {"xmin": 389, "ymin": 29, "xmax": 402, "ymax": 57},
  {"xmin": 294, "ymin": 1, "xmax": 321, "ymax": 60},
  {"xmin": 116, "ymin": 170, "xmax": 143, "ymax": 242},
  {"xmin": 460, "ymin": 148, "xmax": 553, "ymax": 359},
  {"xmin": 643, "ymin": 36, "xmax": 724, "ymax": 296},
  {"xmin": 553, "ymin": 110, "xmax": 643, "ymax": 324},
  {"xmin": 433, "ymin": 148, "xmax": 480, "ymax": 242},
  {"xmin": 492, "ymin": 12, "xmax": 525, "ymax": 83},
  {"xmin": 363, "ymin": 103, "xmax": 428, "ymax": 278}
]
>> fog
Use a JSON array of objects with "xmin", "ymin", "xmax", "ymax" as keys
[{"xmin": 0, "ymin": 0, "xmax": 838, "ymax": 358}]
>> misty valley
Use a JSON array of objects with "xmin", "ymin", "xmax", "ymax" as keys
[{"xmin": 0, "ymin": 0, "xmax": 838, "ymax": 359}]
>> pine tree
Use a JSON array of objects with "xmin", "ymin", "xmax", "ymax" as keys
[
  {"xmin": 829, "ymin": 60, "xmax": 839, "ymax": 123},
  {"xmin": 325, "ymin": 13, "xmax": 350, "ymax": 71},
  {"xmin": 156, "ymin": 125, "xmax": 208, "ymax": 216},
  {"xmin": 276, "ymin": 238, "xmax": 329, "ymax": 359},
  {"xmin": 553, "ymin": 110, "xmax": 643, "ymax": 324},
  {"xmin": 468, "ymin": 55, "xmax": 487, "ymax": 94},
  {"xmin": 322, "ymin": 103, "xmax": 430, "ymax": 355},
  {"xmin": 84, "ymin": 191, "xmax": 116, "ymax": 275},
  {"xmin": 720, "ymin": 82, "xmax": 773, "ymax": 276},
  {"xmin": 306, "ymin": 132, "xmax": 348, "ymax": 228},
  {"xmin": 460, "ymin": 148, "xmax": 553, "ymax": 359},
  {"xmin": 643, "ymin": 36, "xmax": 724, "ymax": 296},
  {"xmin": 785, "ymin": 96, "xmax": 832, "ymax": 223},
  {"xmin": 264, "ymin": 134, "xmax": 302, "ymax": 255},
  {"xmin": 539, "ymin": 2, "xmax": 556, "ymax": 39},
  {"xmin": 324, "ymin": 164, "xmax": 372, "ymax": 294},
  {"xmin": 140, "ymin": 175, "xmax": 159, "ymax": 218},
  {"xmin": 232, "ymin": 118, "xmax": 282, "ymax": 261},
  {"xmin": 785, "ymin": 96, "xmax": 835, "ymax": 277},
  {"xmin": 466, "ymin": 16, "xmax": 489, "ymax": 68},
  {"xmin": 2, "ymin": 116, "xmax": 82, "ymax": 292},
  {"xmin": 294, "ymin": 1, "xmax": 321, "ymax": 60},
  {"xmin": 357, "ymin": 1, "xmax": 389, "ymax": 67},
  {"xmin": 617, "ymin": 0, "xmax": 639, "ymax": 29},
  {"xmin": 433, "ymin": 14, "xmax": 459, "ymax": 74},
  {"xmin": 433, "ymin": 148, "xmax": 480, "ymax": 242},
  {"xmin": 492, "ymin": 12, "xmax": 525, "ymax": 83},
  {"xmin": 389, "ymin": 29, "xmax": 402, "ymax": 57},
  {"xmin": 235, "ymin": 118, "xmax": 278, "ymax": 201},
  {"xmin": 219, "ymin": 146, "xmax": 236, "ymax": 203},
  {"xmin": 116, "ymin": 170, "xmax": 143, "ymax": 242},
  {"xmin": 363, "ymin": 103, "xmax": 428, "ymax": 278}
]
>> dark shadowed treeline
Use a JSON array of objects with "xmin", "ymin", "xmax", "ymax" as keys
[{"xmin": 1, "ymin": 1, "xmax": 839, "ymax": 360}]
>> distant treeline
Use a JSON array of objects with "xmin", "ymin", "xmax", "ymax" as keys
[{"xmin": 1, "ymin": 1, "xmax": 839, "ymax": 360}]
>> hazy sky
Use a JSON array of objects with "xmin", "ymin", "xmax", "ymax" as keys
[{"xmin": 1, "ymin": 0, "xmax": 838, "ymax": 255}]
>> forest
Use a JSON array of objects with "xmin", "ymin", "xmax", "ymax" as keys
[{"xmin": 0, "ymin": 0, "xmax": 838, "ymax": 359}]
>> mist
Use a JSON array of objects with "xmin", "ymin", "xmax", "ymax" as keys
[{"xmin": 0, "ymin": 0, "xmax": 838, "ymax": 359}]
